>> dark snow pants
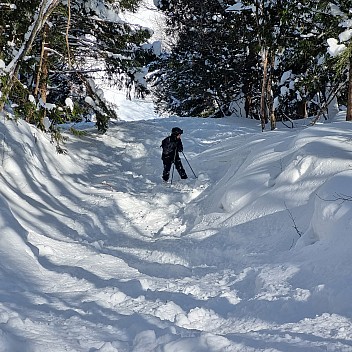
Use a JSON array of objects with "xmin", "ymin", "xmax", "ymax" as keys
[{"xmin": 162, "ymin": 156, "xmax": 187, "ymax": 181}]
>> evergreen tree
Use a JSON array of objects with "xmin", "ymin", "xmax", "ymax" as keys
[
  {"xmin": 323, "ymin": 0, "xmax": 352, "ymax": 121},
  {"xmin": 0, "ymin": 0, "xmax": 154, "ymax": 132},
  {"xmin": 151, "ymin": 0, "xmax": 245, "ymax": 117},
  {"xmin": 272, "ymin": 1, "xmax": 343, "ymax": 122},
  {"xmin": 44, "ymin": 0, "xmax": 153, "ymax": 132},
  {"xmin": 223, "ymin": 0, "xmax": 351, "ymax": 126},
  {"xmin": 152, "ymin": 0, "xmax": 351, "ymax": 126},
  {"xmin": 227, "ymin": 0, "xmax": 320, "ymax": 130},
  {"xmin": 0, "ymin": 0, "xmax": 61, "ymax": 112}
]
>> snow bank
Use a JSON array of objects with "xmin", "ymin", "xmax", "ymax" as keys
[
  {"xmin": 1, "ymin": 111, "xmax": 352, "ymax": 351},
  {"xmin": 300, "ymin": 170, "xmax": 352, "ymax": 245}
]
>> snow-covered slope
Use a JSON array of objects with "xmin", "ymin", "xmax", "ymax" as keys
[{"xmin": 0, "ymin": 112, "xmax": 351, "ymax": 351}]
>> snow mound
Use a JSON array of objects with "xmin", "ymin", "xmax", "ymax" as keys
[
  {"xmin": 1, "ymin": 112, "xmax": 352, "ymax": 351},
  {"xmin": 300, "ymin": 170, "xmax": 352, "ymax": 245}
]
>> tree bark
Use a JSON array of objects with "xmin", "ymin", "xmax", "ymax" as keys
[
  {"xmin": 243, "ymin": 53, "xmax": 254, "ymax": 119},
  {"xmin": 66, "ymin": 0, "xmax": 72, "ymax": 69},
  {"xmin": 267, "ymin": 50, "xmax": 276, "ymax": 130},
  {"xmin": 297, "ymin": 100, "xmax": 307, "ymax": 119},
  {"xmin": 260, "ymin": 47, "xmax": 269, "ymax": 131},
  {"xmin": 244, "ymin": 92, "xmax": 252, "ymax": 119},
  {"xmin": 347, "ymin": 56, "xmax": 352, "ymax": 121},
  {"xmin": 38, "ymin": 23, "xmax": 49, "ymax": 127}
]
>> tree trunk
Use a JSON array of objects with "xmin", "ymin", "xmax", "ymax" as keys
[
  {"xmin": 347, "ymin": 56, "xmax": 352, "ymax": 121},
  {"xmin": 244, "ymin": 92, "xmax": 252, "ymax": 119},
  {"xmin": 266, "ymin": 50, "xmax": 276, "ymax": 130},
  {"xmin": 260, "ymin": 47, "xmax": 269, "ymax": 131},
  {"xmin": 38, "ymin": 23, "xmax": 49, "ymax": 128},
  {"xmin": 0, "ymin": 0, "xmax": 60, "ymax": 111},
  {"xmin": 66, "ymin": 0, "xmax": 72, "ymax": 69},
  {"xmin": 297, "ymin": 100, "xmax": 307, "ymax": 118}
]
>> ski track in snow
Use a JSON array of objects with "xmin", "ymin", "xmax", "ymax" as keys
[{"xmin": 1, "ymin": 116, "xmax": 352, "ymax": 351}]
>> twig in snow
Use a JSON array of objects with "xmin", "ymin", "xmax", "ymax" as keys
[
  {"xmin": 285, "ymin": 202, "xmax": 302, "ymax": 250},
  {"xmin": 316, "ymin": 192, "xmax": 352, "ymax": 203}
]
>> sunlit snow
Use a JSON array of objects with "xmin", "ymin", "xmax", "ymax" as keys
[{"xmin": 0, "ymin": 94, "xmax": 352, "ymax": 351}]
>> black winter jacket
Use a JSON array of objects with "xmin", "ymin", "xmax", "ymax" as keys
[{"xmin": 161, "ymin": 135, "xmax": 183, "ymax": 161}]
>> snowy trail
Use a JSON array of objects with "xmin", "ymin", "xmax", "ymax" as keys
[{"xmin": 1, "ymin": 116, "xmax": 352, "ymax": 351}]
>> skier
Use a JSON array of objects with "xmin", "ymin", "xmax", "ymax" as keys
[{"xmin": 161, "ymin": 127, "xmax": 188, "ymax": 182}]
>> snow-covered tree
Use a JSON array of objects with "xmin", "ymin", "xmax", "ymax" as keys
[
  {"xmin": 0, "ymin": 0, "xmax": 154, "ymax": 132},
  {"xmin": 43, "ymin": 0, "xmax": 153, "ymax": 132},
  {"xmin": 227, "ymin": 0, "xmax": 351, "ymax": 126},
  {"xmin": 326, "ymin": 1, "xmax": 352, "ymax": 121},
  {"xmin": 273, "ymin": 0, "xmax": 347, "ymax": 124},
  {"xmin": 0, "ymin": 0, "xmax": 61, "ymax": 111},
  {"xmin": 151, "ymin": 0, "xmax": 245, "ymax": 117},
  {"xmin": 227, "ymin": 0, "xmax": 330, "ymax": 130},
  {"xmin": 152, "ymin": 0, "xmax": 351, "ymax": 126}
]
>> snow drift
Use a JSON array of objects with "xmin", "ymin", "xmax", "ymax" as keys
[{"xmin": 0, "ymin": 113, "xmax": 352, "ymax": 351}]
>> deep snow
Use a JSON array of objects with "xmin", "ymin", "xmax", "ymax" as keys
[{"xmin": 0, "ymin": 98, "xmax": 352, "ymax": 351}]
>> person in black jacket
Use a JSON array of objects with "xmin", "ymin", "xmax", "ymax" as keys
[{"xmin": 161, "ymin": 127, "xmax": 188, "ymax": 182}]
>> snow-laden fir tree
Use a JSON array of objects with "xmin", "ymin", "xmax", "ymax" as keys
[
  {"xmin": 150, "ymin": 0, "xmax": 245, "ymax": 118},
  {"xmin": 151, "ymin": 0, "xmax": 352, "ymax": 127},
  {"xmin": 0, "ymin": 0, "xmax": 155, "ymax": 132}
]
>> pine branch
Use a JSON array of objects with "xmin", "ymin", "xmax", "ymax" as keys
[{"xmin": 48, "ymin": 68, "xmax": 107, "ymax": 74}]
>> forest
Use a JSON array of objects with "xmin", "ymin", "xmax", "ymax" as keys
[
  {"xmin": 0, "ymin": 0, "xmax": 351, "ymax": 135},
  {"xmin": 1, "ymin": 3, "xmax": 352, "ymax": 349}
]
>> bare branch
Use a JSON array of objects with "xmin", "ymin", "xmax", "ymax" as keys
[
  {"xmin": 316, "ymin": 192, "xmax": 352, "ymax": 203},
  {"xmin": 284, "ymin": 202, "xmax": 302, "ymax": 242}
]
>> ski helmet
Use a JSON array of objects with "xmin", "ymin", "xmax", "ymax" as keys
[{"xmin": 171, "ymin": 127, "xmax": 183, "ymax": 135}]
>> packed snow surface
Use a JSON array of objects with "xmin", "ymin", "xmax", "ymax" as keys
[{"xmin": 0, "ymin": 108, "xmax": 352, "ymax": 351}]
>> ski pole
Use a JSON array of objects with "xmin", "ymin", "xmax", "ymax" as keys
[
  {"xmin": 170, "ymin": 148, "xmax": 177, "ymax": 185},
  {"xmin": 181, "ymin": 151, "xmax": 197, "ymax": 178},
  {"xmin": 170, "ymin": 163, "xmax": 175, "ymax": 184}
]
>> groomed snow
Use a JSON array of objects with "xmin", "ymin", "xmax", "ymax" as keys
[{"xmin": 0, "ymin": 106, "xmax": 352, "ymax": 351}]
